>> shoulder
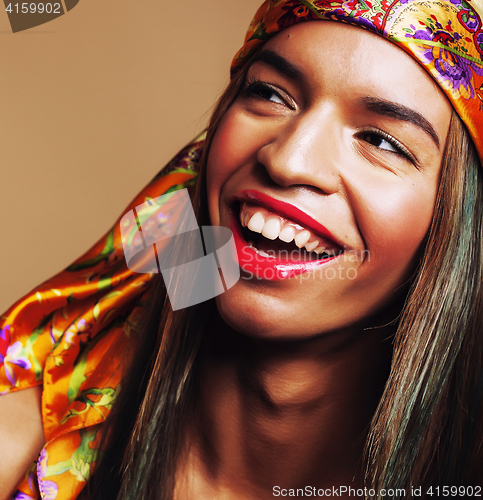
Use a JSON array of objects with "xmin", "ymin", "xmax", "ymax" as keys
[
  {"xmin": 0, "ymin": 386, "xmax": 44, "ymax": 500},
  {"xmin": 0, "ymin": 136, "xmax": 204, "ymax": 499}
]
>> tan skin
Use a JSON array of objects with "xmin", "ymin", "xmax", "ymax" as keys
[
  {"xmin": 0, "ymin": 386, "xmax": 44, "ymax": 499},
  {"xmin": 174, "ymin": 22, "xmax": 452, "ymax": 500},
  {"xmin": 1, "ymin": 22, "xmax": 451, "ymax": 500}
]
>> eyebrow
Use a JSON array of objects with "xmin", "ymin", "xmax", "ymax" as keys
[
  {"xmin": 358, "ymin": 96, "xmax": 440, "ymax": 149},
  {"xmin": 249, "ymin": 50, "xmax": 441, "ymax": 150},
  {"xmin": 249, "ymin": 49, "xmax": 303, "ymax": 81}
]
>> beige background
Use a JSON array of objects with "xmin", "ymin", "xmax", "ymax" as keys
[{"xmin": 0, "ymin": 0, "xmax": 262, "ymax": 313}]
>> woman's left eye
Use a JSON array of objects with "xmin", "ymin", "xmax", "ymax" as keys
[
  {"xmin": 362, "ymin": 132, "xmax": 398, "ymax": 153},
  {"xmin": 254, "ymin": 86, "xmax": 285, "ymax": 104},
  {"xmin": 242, "ymin": 79, "xmax": 294, "ymax": 109},
  {"xmin": 359, "ymin": 129, "xmax": 415, "ymax": 163}
]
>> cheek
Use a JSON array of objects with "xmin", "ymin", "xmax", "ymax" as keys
[
  {"xmin": 357, "ymin": 183, "xmax": 437, "ymax": 280},
  {"xmin": 208, "ymin": 113, "xmax": 252, "ymax": 183},
  {"xmin": 206, "ymin": 111, "xmax": 263, "ymax": 223},
  {"xmin": 207, "ymin": 116, "xmax": 240, "ymax": 219}
]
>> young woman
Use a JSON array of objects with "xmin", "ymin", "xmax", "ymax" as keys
[{"xmin": 1, "ymin": 1, "xmax": 483, "ymax": 499}]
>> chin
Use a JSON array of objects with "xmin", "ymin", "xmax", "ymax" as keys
[
  {"xmin": 213, "ymin": 270, "xmax": 409, "ymax": 343},
  {"xmin": 214, "ymin": 282, "xmax": 343, "ymax": 341}
]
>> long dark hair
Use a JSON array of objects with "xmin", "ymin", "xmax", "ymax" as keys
[
  {"xmin": 366, "ymin": 113, "xmax": 483, "ymax": 494},
  {"xmin": 81, "ymin": 61, "xmax": 251, "ymax": 500},
  {"xmin": 83, "ymin": 67, "xmax": 483, "ymax": 500}
]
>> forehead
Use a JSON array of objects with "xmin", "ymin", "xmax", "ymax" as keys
[{"xmin": 259, "ymin": 21, "xmax": 451, "ymax": 130}]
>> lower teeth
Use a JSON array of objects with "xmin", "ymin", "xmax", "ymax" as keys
[
  {"xmin": 248, "ymin": 242, "xmax": 274, "ymax": 258},
  {"xmin": 248, "ymin": 241, "xmax": 330, "ymax": 260}
]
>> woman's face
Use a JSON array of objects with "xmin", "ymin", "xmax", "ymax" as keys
[{"xmin": 206, "ymin": 21, "xmax": 452, "ymax": 339}]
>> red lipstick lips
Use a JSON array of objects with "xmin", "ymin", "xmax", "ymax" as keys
[{"xmin": 231, "ymin": 190, "xmax": 342, "ymax": 280}]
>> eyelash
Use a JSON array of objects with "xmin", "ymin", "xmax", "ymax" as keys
[
  {"xmin": 242, "ymin": 78, "xmax": 295, "ymax": 110},
  {"xmin": 241, "ymin": 78, "xmax": 417, "ymax": 164},
  {"xmin": 359, "ymin": 127, "xmax": 417, "ymax": 164}
]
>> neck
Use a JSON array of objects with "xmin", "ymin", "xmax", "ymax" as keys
[{"xmin": 176, "ymin": 313, "xmax": 394, "ymax": 500}]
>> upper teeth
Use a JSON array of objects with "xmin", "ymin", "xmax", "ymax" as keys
[{"xmin": 241, "ymin": 203, "xmax": 337, "ymax": 256}]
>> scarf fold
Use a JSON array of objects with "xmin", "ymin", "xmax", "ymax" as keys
[{"xmin": 0, "ymin": 135, "xmax": 204, "ymax": 499}]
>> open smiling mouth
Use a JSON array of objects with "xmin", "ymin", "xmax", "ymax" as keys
[{"xmin": 229, "ymin": 193, "xmax": 344, "ymax": 280}]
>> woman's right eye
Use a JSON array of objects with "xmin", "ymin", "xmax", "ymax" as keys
[{"xmin": 242, "ymin": 80, "xmax": 294, "ymax": 109}]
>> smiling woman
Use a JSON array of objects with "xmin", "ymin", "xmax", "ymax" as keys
[
  {"xmin": 1, "ymin": 1, "xmax": 483, "ymax": 499},
  {"xmin": 208, "ymin": 22, "xmax": 451, "ymax": 338}
]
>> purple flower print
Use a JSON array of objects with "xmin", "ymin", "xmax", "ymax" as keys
[
  {"xmin": 64, "ymin": 318, "xmax": 93, "ymax": 346},
  {"xmin": 457, "ymin": 7, "xmax": 481, "ymax": 32},
  {"xmin": 38, "ymin": 448, "xmax": 48, "ymax": 477},
  {"xmin": 434, "ymin": 51, "xmax": 483, "ymax": 98},
  {"xmin": 37, "ymin": 448, "xmax": 59, "ymax": 500},
  {"xmin": 7, "ymin": 462, "xmax": 38, "ymax": 498},
  {"xmin": 39, "ymin": 481, "xmax": 59, "ymax": 500},
  {"xmin": 0, "ymin": 325, "xmax": 31, "ymax": 387},
  {"xmin": 0, "ymin": 325, "xmax": 9, "ymax": 361},
  {"xmin": 405, "ymin": 21, "xmax": 483, "ymax": 99},
  {"xmin": 11, "ymin": 492, "xmax": 36, "ymax": 500}
]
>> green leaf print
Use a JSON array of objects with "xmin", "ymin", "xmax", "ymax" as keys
[
  {"xmin": 63, "ymin": 387, "xmax": 118, "ymax": 423},
  {"xmin": 247, "ymin": 22, "xmax": 269, "ymax": 42},
  {"xmin": 66, "ymin": 331, "xmax": 104, "ymax": 405},
  {"xmin": 66, "ymin": 229, "xmax": 115, "ymax": 272},
  {"xmin": 24, "ymin": 314, "xmax": 53, "ymax": 381},
  {"xmin": 45, "ymin": 428, "xmax": 99, "ymax": 482}
]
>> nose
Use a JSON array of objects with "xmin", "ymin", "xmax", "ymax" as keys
[{"xmin": 256, "ymin": 107, "xmax": 342, "ymax": 194}]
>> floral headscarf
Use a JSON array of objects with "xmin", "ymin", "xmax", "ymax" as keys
[
  {"xmin": 231, "ymin": 0, "xmax": 483, "ymax": 164},
  {"xmin": 2, "ymin": 2, "xmax": 483, "ymax": 498}
]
